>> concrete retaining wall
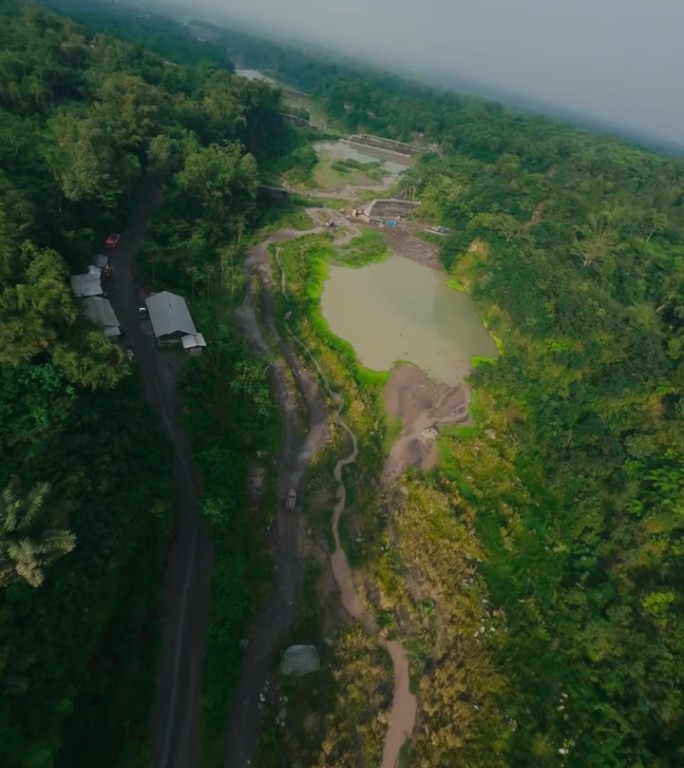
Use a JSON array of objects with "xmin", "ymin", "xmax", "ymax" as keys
[
  {"xmin": 364, "ymin": 199, "xmax": 419, "ymax": 218},
  {"xmin": 349, "ymin": 134, "xmax": 417, "ymax": 156}
]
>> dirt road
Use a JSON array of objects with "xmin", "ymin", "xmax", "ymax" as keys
[
  {"xmin": 224, "ymin": 227, "xmax": 331, "ymax": 768},
  {"xmin": 222, "ymin": 213, "xmax": 425, "ymax": 767},
  {"xmin": 106, "ymin": 182, "xmax": 214, "ymax": 768}
]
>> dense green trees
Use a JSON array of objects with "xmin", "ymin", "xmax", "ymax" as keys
[
  {"xmin": 0, "ymin": 2, "xmax": 294, "ymax": 766},
  {"xmin": 3, "ymin": 1, "xmax": 683, "ymax": 766},
  {"xmin": 217, "ymin": 19, "xmax": 684, "ymax": 768},
  {"xmin": 375, "ymin": 82, "xmax": 684, "ymax": 768},
  {"xmin": 0, "ymin": 477, "xmax": 75, "ymax": 588}
]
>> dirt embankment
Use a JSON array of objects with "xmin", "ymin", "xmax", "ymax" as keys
[
  {"xmin": 383, "ymin": 364, "xmax": 471, "ymax": 483},
  {"xmin": 377, "ymin": 223, "xmax": 443, "ymax": 270}
]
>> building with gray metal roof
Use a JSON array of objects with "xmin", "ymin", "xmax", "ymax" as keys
[
  {"xmin": 145, "ymin": 291, "xmax": 197, "ymax": 341},
  {"xmin": 83, "ymin": 296, "xmax": 120, "ymax": 329},
  {"xmin": 181, "ymin": 332, "xmax": 207, "ymax": 354},
  {"xmin": 70, "ymin": 266, "xmax": 103, "ymax": 298}
]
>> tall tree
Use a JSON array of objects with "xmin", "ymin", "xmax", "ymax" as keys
[{"xmin": 0, "ymin": 477, "xmax": 76, "ymax": 588}]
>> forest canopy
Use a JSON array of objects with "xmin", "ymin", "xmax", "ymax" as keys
[
  {"xmin": 215, "ymin": 17, "xmax": 684, "ymax": 768},
  {"xmin": 1, "ymin": 1, "xmax": 683, "ymax": 767},
  {"xmin": 0, "ymin": 2, "xmax": 295, "ymax": 766}
]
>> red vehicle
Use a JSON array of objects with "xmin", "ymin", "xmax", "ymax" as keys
[{"xmin": 104, "ymin": 233, "xmax": 121, "ymax": 250}]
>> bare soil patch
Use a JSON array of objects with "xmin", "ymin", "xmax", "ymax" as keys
[
  {"xmin": 526, "ymin": 199, "xmax": 548, "ymax": 229},
  {"xmin": 383, "ymin": 364, "xmax": 470, "ymax": 483},
  {"xmin": 468, "ymin": 238, "xmax": 489, "ymax": 256},
  {"xmin": 380, "ymin": 224, "xmax": 442, "ymax": 269},
  {"xmin": 335, "ymin": 218, "xmax": 442, "ymax": 270}
]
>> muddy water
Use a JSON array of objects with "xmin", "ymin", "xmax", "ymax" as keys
[
  {"xmin": 314, "ymin": 139, "xmax": 412, "ymax": 184},
  {"xmin": 322, "ymin": 254, "xmax": 498, "ymax": 385},
  {"xmin": 329, "ymin": 412, "xmax": 417, "ymax": 768}
]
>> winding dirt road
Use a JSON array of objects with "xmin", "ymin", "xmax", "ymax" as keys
[
  {"xmin": 107, "ymin": 182, "xmax": 214, "ymax": 768},
  {"xmin": 225, "ymin": 215, "xmax": 417, "ymax": 768},
  {"xmin": 224, "ymin": 226, "xmax": 331, "ymax": 768}
]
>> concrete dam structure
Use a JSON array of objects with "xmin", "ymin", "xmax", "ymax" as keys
[
  {"xmin": 349, "ymin": 134, "xmax": 417, "ymax": 156},
  {"xmin": 363, "ymin": 199, "xmax": 420, "ymax": 219}
]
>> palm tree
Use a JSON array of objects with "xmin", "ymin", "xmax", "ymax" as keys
[
  {"xmin": 0, "ymin": 477, "xmax": 76, "ymax": 588},
  {"xmin": 572, "ymin": 209, "xmax": 626, "ymax": 269}
]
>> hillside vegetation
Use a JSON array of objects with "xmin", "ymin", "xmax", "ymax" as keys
[
  {"xmin": 222, "ymin": 24, "xmax": 684, "ymax": 768},
  {"xmin": 2, "ymin": 3, "xmax": 684, "ymax": 768},
  {"xmin": 0, "ymin": 2, "xmax": 294, "ymax": 766}
]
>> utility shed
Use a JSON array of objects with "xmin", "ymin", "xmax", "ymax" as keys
[
  {"xmin": 83, "ymin": 296, "xmax": 119, "ymax": 328},
  {"xmin": 145, "ymin": 291, "xmax": 197, "ymax": 341},
  {"xmin": 70, "ymin": 266, "xmax": 103, "ymax": 298},
  {"xmin": 181, "ymin": 333, "xmax": 207, "ymax": 353}
]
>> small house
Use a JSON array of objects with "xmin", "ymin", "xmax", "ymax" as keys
[
  {"xmin": 70, "ymin": 266, "xmax": 103, "ymax": 298},
  {"xmin": 145, "ymin": 291, "xmax": 203, "ymax": 348},
  {"xmin": 181, "ymin": 333, "xmax": 207, "ymax": 356},
  {"xmin": 82, "ymin": 296, "xmax": 121, "ymax": 338}
]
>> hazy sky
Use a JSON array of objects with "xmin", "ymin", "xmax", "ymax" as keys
[{"xmin": 178, "ymin": 0, "xmax": 684, "ymax": 145}]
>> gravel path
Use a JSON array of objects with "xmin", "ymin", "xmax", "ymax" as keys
[{"xmin": 224, "ymin": 226, "xmax": 331, "ymax": 768}]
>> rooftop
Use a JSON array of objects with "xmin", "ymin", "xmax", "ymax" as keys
[
  {"xmin": 145, "ymin": 291, "xmax": 197, "ymax": 339},
  {"xmin": 70, "ymin": 267, "xmax": 103, "ymax": 298},
  {"xmin": 181, "ymin": 333, "xmax": 207, "ymax": 350},
  {"xmin": 83, "ymin": 296, "xmax": 119, "ymax": 328}
]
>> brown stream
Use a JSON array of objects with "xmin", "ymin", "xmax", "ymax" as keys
[{"xmin": 276, "ymin": 242, "xmax": 417, "ymax": 768}]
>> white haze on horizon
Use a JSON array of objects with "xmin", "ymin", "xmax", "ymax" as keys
[{"xmin": 152, "ymin": 0, "xmax": 684, "ymax": 147}]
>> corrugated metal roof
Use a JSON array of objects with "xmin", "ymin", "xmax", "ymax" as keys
[
  {"xmin": 70, "ymin": 271, "xmax": 103, "ymax": 297},
  {"xmin": 83, "ymin": 296, "xmax": 119, "ymax": 328},
  {"xmin": 181, "ymin": 332, "xmax": 207, "ymax": 349},
  {"xmin": 145, "ymin": 291, "xmax": 196, "ymax": 339}
]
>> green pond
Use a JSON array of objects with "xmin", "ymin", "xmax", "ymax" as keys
[
  {"xmin": 320, "ymin": 255, "xmax": 497, "ymax": 385},
  {"xmin": 313, "ymin": 139, "xmax": 412, "ymax": 177}
]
